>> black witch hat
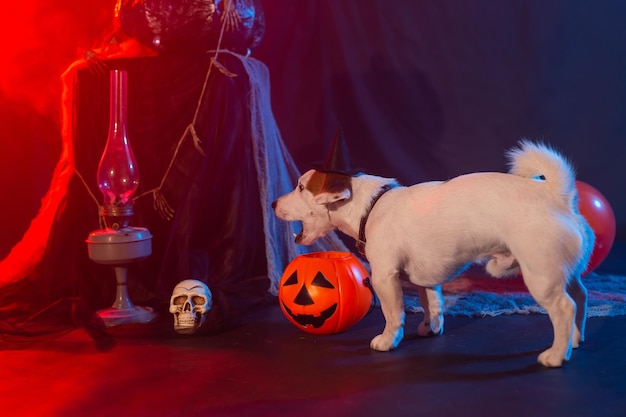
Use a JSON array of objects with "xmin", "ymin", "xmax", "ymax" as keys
[{"xmin": 312, "ymin": 128, "xmax": 361, "ymax": 176}]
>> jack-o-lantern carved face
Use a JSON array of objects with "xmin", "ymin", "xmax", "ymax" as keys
[
  {"xmin": 278, "ymin": 252, "xmax": 373, "ymax": 334},
  {"xmin": 281, "ymin": 270, "xmax": 338, "ymax": 329}
]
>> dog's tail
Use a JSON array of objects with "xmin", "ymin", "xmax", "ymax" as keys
[{"xmin": 506, "ymin": 140, "xmax": 577, "ymax": 206}]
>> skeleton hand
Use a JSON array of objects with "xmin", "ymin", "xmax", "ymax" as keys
[
  {"xmin": 84, "ymin": 49, "xmax": 110, "ymax": 76},
  {"xmin": 221, "ymin": 0, "xmax": 242, "ymax": 31},
  {"xmin": 83, "ymin": 30, "xmax": 127, "ymax": 76}
]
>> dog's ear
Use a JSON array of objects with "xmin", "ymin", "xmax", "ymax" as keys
[
  {"xmin": 312, "ymin": 188, "xmax": 351, "ymax": 205},
  {"xmin": 307, "ymin": 171, "xmax": 352, "ymax": 205}
]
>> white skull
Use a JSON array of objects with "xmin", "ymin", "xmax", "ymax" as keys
[{"xmin": 169, "ymin": 279, "xmax": 212, "ymax": 334}]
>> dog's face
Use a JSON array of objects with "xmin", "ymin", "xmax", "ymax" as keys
[{"xmin": 273, "ymin": 169, "xmax": 351, "ymax": 245}]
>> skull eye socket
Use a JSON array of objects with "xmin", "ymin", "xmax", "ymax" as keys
[
  {"xmin": 173, "ymin": 295, "xmax": 187, "ymax": 306},
  {"xmin": 192, "ymin": 296, "xmax": 206, "ymax": 305},
  {"xmin": 311, "ymin": 271, "xmax": 335, "ymax": 289}
]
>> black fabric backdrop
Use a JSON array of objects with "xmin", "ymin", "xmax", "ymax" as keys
[
  {"xmin": 0, "ymin": 54, "xmax": 271, "ymax": 339},
  {"xmin": 253, "ymin": 0, "xmax": 626, "ymax": 239},
  {"xmin": 1, "ymin": 0, "xmax": 625, "ymax": 259},
  {"xmin": 1, "ymin": 0, "xmax": 625, "ymax": 343}
]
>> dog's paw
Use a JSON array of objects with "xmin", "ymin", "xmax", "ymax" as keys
[
  {"xmin": 417, "ymin": 321, "xmax": 443, "ymax": 337},
  {"xmin": 537, "ymin": 348, "xmax": 567, "ymax": 368},
  {"xmin": 417, "ymin": 315, "xmax": 443, "ymax": 337},
  {"xmin": 572, "ymin": 327, "xmax": 584, "ymax": 349},
  {"xmin": 370, "ymin": 329, "xmax": 403, "ymax": 351}
]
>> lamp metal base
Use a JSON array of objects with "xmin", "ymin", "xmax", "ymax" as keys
[{"xmin": 98, "ymin": 305, "xmax": 157, "ymax": 327}]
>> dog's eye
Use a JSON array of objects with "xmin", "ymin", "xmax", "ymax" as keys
[{"xmin": 298, "ymin": 183, "xmax": 304, "ymax": 192}]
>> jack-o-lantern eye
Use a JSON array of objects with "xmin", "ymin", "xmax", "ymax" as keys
[
  {"xmin": 283, "ymin": 271, "xmax": 298, "ymax": 286},
  {"xmin": 311, "ymin": 272, "xmax": 334, "ymax": 289}
]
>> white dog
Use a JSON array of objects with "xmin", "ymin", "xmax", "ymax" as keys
[{"xmin": 273, "ymin": 141, "xmax": 594, "ymax": 367}]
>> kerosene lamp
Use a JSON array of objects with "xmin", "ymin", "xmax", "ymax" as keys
[{"xmin": 85, "ymin": 69, "xmax": 157, "ymax": 327}]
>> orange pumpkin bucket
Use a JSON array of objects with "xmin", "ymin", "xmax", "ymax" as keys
[{"xmin": 278, "ymin": 251, "xmax": 374, "ymax": 334}]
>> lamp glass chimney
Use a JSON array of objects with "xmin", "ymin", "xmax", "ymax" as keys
[{"xmin": 96, "ymin": 69, "xmax": 139, "ymax": 222}]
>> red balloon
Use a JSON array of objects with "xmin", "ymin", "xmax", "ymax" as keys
[{"xmin": 576, "ymin": 181, "xmax": 616, "ymax": 275}]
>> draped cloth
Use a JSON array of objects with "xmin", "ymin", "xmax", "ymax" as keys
[
  {"xmin": 0, "ymin": 49, "xmax": 349, "ymax": 340},
  {"xmin": 239, "ymin": 54, "xmax": 351, "ymax": 292}
]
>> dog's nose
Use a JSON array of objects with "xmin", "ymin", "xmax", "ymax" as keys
[{"xmin": 271, "ymin": 201, "xmax": 277, "ymax": 209}]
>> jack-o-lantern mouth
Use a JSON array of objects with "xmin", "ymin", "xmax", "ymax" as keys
[{"xmin": 281, "ymin": 302, "xmax": 338, "ymax": 328}]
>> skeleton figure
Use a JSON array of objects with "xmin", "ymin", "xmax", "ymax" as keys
[{"xmin": 169, "ymin": 279, "xmax": 212, "ymax": 334}]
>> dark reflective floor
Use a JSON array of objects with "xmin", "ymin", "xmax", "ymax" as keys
[{"xmin": 2, "ymin": 243, "xmax": 625, "ymax": 417}]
